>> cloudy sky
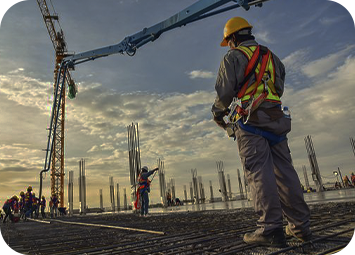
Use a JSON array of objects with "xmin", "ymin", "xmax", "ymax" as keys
[{"xmin": 0, "ymin": 0, "xmax": 355, "ymax": 212}]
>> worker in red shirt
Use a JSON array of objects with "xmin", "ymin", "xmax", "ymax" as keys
[{"xmin": 2, "ymin": 195, "xmax": 19, "ymax": 223}]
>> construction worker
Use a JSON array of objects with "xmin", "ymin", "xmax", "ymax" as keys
[
  {"xmin": 40, "ymin": 196, "xmax": 46, "ymax": 219},
  {"xmin": 19, "ymin": 191, "xmax": 26, "ymax": 219},
  {"xmin": 137, "ymin": 166, "xmax": 159, "ymax": 217},
  {"xmin": 343, "ymin": 175, "xmax": 351, "ymax": 187},
  {"xmin": 211, "ymin": 17, "xmax": 311, "ymax": 247},
  {"xmin": 50, "ymin": 193, "xmax": 59, "ymax": 218},
  {"xmin": 351, "ymin": 173, "xmax": 355, "ymax": 186},
  {"xmin": 2, "ymin": 195, "xmax": 19, "ymax": 223},
  {"xmin": 31, "ymin": 193, "xmax": 40, "ymax": 219},
  {"xmin": 24, "ymin": 186, "xmax": 33, "ymax": 219}
]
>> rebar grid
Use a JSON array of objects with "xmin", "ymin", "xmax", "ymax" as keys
[{"xmin": 1, "ymin": 202, "xmax": 354, "ymax": 255}]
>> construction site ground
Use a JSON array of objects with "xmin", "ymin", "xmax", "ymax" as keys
[{"xmin": 1, "ymin": 201, "xmax": 354, "ymax": 255}]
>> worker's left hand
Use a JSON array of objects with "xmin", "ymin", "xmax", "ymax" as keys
[{"xmin": 213, "ymin": 115, "xmax": 227, "ymax": 130}]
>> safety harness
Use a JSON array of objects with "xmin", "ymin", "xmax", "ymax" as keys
[{"xmin": 227, "ymin": 44, "xmax": 286, "ymax": 146}]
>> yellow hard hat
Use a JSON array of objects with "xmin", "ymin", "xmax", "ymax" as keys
[
  {"xmin": 12, "ymin": 195, "xmax": 19, "ymax": 201},
  {"xmin": 220, "ymin": 17, "xmax": 253, "ymax": 47},
  {"xmin": 20, "ymin": 191, "xmax": 25, "ymax": 196}
]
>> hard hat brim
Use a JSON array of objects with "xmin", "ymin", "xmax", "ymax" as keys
[{"xmin": 220, "ymin": 38, "xmax": 228, "ymax": 47}]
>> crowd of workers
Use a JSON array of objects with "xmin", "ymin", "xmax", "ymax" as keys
[
  {"xmin": 335, "ymin": 173, "xmax": 355, "ymax": 189},
  {"xmin": 1, "ymin": 185, "xmax": 60, "ymax": 223}
]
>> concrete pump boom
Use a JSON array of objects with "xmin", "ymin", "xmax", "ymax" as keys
[{"xmin": 39, "ymin": 0, "xmax": 270, "ymax": 203}]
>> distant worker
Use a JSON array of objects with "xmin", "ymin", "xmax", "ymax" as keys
[
  {"xmin": 167, "ymin": 192, "xmax": 172, "ymax": 206},
  {"xmin": 211, "ymin": 17, "xmax": 311, "ymax": 247},
  {"xmin": 351, "ymin": 173, "xmax": 355, "ymax": 186},
  {"xmin": 343, "ymin": 175, "xmax": 351, "ymax": 187},
  {"xmin": 2, "ymin": 195, "xmax": 19, "ymax": 223},
  {"xmin": 31, "ymin": 193, "xmax": 40, "ymax": 219},
  {"xmin": 19, "ymin": 191, "xmax": 25, "ymax": 219},
  {"xmin": 40, "ymin": 196, "xmax": 46, "ymax": 219},
  {"xmin": 24, "ymin": 186, "xmax": 33, "ymax": 219},
  {"xmin": 50, "ymin": 193, "xmax": 59, "ymax": 218},
  {"xmin": 136, "ymin": 166, "xmax": 159, "ymax": 217},
  {"xmin": 175, "ymin": 198, "xmax": 182, "ymax": 206}
]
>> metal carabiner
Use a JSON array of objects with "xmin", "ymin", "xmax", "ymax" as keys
[{"xmin": 262, "ymin": 74, "xmax": 270, "ymax": 92}]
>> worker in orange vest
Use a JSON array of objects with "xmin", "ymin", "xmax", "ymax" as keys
[{"xmin": 136, "ymin": 166, "xmax": 158, "ymax": 217}]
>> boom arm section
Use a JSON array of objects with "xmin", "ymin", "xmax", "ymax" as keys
[
  {"xmin": 63, "ymin": 0, "xmax": 268, "ymax": 66},
  {"xmin": 39, "ymin": 0, "xmax": 270, "ymax": 197}
]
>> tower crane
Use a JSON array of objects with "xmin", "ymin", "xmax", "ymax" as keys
[
  {"xmin": 36, "ymin": 0, "xmax": 77, "ymax": 208},
  {"xmin": 38, "ymin": 0, "xmax": 270, "ymax": 202}
]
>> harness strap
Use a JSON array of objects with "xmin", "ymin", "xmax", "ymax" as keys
[
  {"xmin": 237, "ymin": 120, "xmax": 286, "ymax": 146},
  {"xmin": 237, "ymin": 46, "xmax": 261, "ymax": 99}
]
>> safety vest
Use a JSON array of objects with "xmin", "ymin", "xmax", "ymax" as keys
[
  {"xmin": 25, "ymin": 192, "xmax": 32, "ymax": 206},
  {"xmin": 138, "ymin": 175, "xmax": 151, "ymax": 191},
  {"xmin": 235, "ymin": 45, "xmax": 281, "ymax": 104}
]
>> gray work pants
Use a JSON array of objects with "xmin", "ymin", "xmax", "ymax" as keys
[{"xmin": 235, "ymin": 109, "xmax": 311, "ymax": 236}]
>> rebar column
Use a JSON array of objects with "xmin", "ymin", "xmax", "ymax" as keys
[
  {"xmin": 99, "ymin": 189, "xmax": 103, "ymax": 211},
  {"xmin": 109, "ymin": 177, "xmax": 115, "ymax": 212},
  {"xmin": 79, "ymin": 159, "xmax": 86, "ymax": 214},
  {"xmin": 350, "ymin": 137, "xmax": 355, "ymax": 158},
  {"xmin": 171, "ymin": 178, "xmax": 176, "ymax": 202},
  {"xmin": 123, "ymin": 188, "xmax": 128, "ymax": 210},
  {"xmin": 237, "ymin": 169, "xmax": 244, "ymax": 200},
  {"xmin": 191, "ymin": 169, "xmax": 200, "ymax": 204},
  {"xmin": 209, "ymin": 180, "xmax": 214, "ymax": 202},
  {"xmin": 305, "ymin": 135, "xmax": 323, "ymax": 192},
  {"xmin": 127, "ymin": 122, "xmax": 141, "ymax": 212},
  {"xmin": 183, "ymin": 185, "xmax": 187, "ymax": 203},
  {"xmin": 227, "ymin": 174, "xmax": 232, "ymax": 200},
  {"xmin": 198, "ymin": 176, "xmax": 205, "ymax": 203},
  {"xmin": 189, "ymin": 182, "xmax": 194, "ymax": 204},
  {"xmin": 158, "ymin": 159, "xmax": 167, "ymax": 207},
  {"xmin": 217, "ymin": 161, "xmax": 228, "ymax": 201},
  {"xmin": 116, "ymin": 183, "xmax": 120, "ymax": 211},
  {"xmin": 303, "ymin": 165, "xmax": 310, "ymax": 190},
  {"xmin": 244, "ymin": 174, "xmax": 249, "ymax": 200},
  {"xmin": 68, "ymin": 171, "xmax": 74, "ymax": 216}
]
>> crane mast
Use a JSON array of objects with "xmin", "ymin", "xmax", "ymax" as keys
[{"xmin": 37, "ymin": 0, "xmax": 76, "ymax": 208}]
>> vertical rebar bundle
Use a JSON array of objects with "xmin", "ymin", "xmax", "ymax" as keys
[
  {"xmin": 109, "ymin": 177, "xmax": 115, "ymax": 212},
  {"xmin": 68, "ymin": 171, "xmax": 74, "ymax": 216},
  {"xmin": 99, "ymin": 189, "xmax": 103, "ymax": 210},
  {"xmin": 191, "ymin": 169, "xmax": 200, "ymax": 204},
  {"xmin": 189, "ymin": 182, "xmax": 194, "ymax": 204},
  {"xmin": 78, "ymin": 159, "xmax": 86, "ymax": 214},
  {"xmin": 170, "ymin": 178, "xmax": 176, "ymax": 202},
  {"xmin": 244, "ymin": 175, "xmax": 249, "ymax": 200},
  {"xmin": 209, "ymin": 180, "xmax": 214, "ymax": 202},
  {"xmin": 237, "ymin": 169, "xmax": 244, "ymax": 200},
  {"xmin": 227, "ymin": 174, "xmax": 232, "ymax": 200},
  {"xmin": 158, "ymin": 159, "xmax": 167, "ymax": 207},
  {"xmin": 183, "ymin": 185, "xmax": 187, "ymax": 203},
  {"xmin": 116, "ymin": 183, "xmax": 120, "ymax": 211},
  {"xmin": 127, "ymin": 123, "xmax": 141, "ymax": 211},
  {"xmin": 304, "ymin": 135, "xmax": 323, "ymax": 192},
  {"xmin": 303, "ymin": 165, "xmax": 310, "ymax": 190},
  {"xmin": 123, "ymin": 188, "xmax": 128, "ymax": 210},
  {"xmin": 198, "ymin": 176, "xmax": 205, "ymax": 203},
  {"xmin": 217, "ymin": 161, "xmax": 228, "ymax": 201},
  {"xmin": 350, "ymin": 137, "xmax": 355, "ymax": 158}
]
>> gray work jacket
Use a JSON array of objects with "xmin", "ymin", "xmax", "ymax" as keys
[{"xmin": 211, "ymin": 40, "xmax": 286, "ymax": 118}]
